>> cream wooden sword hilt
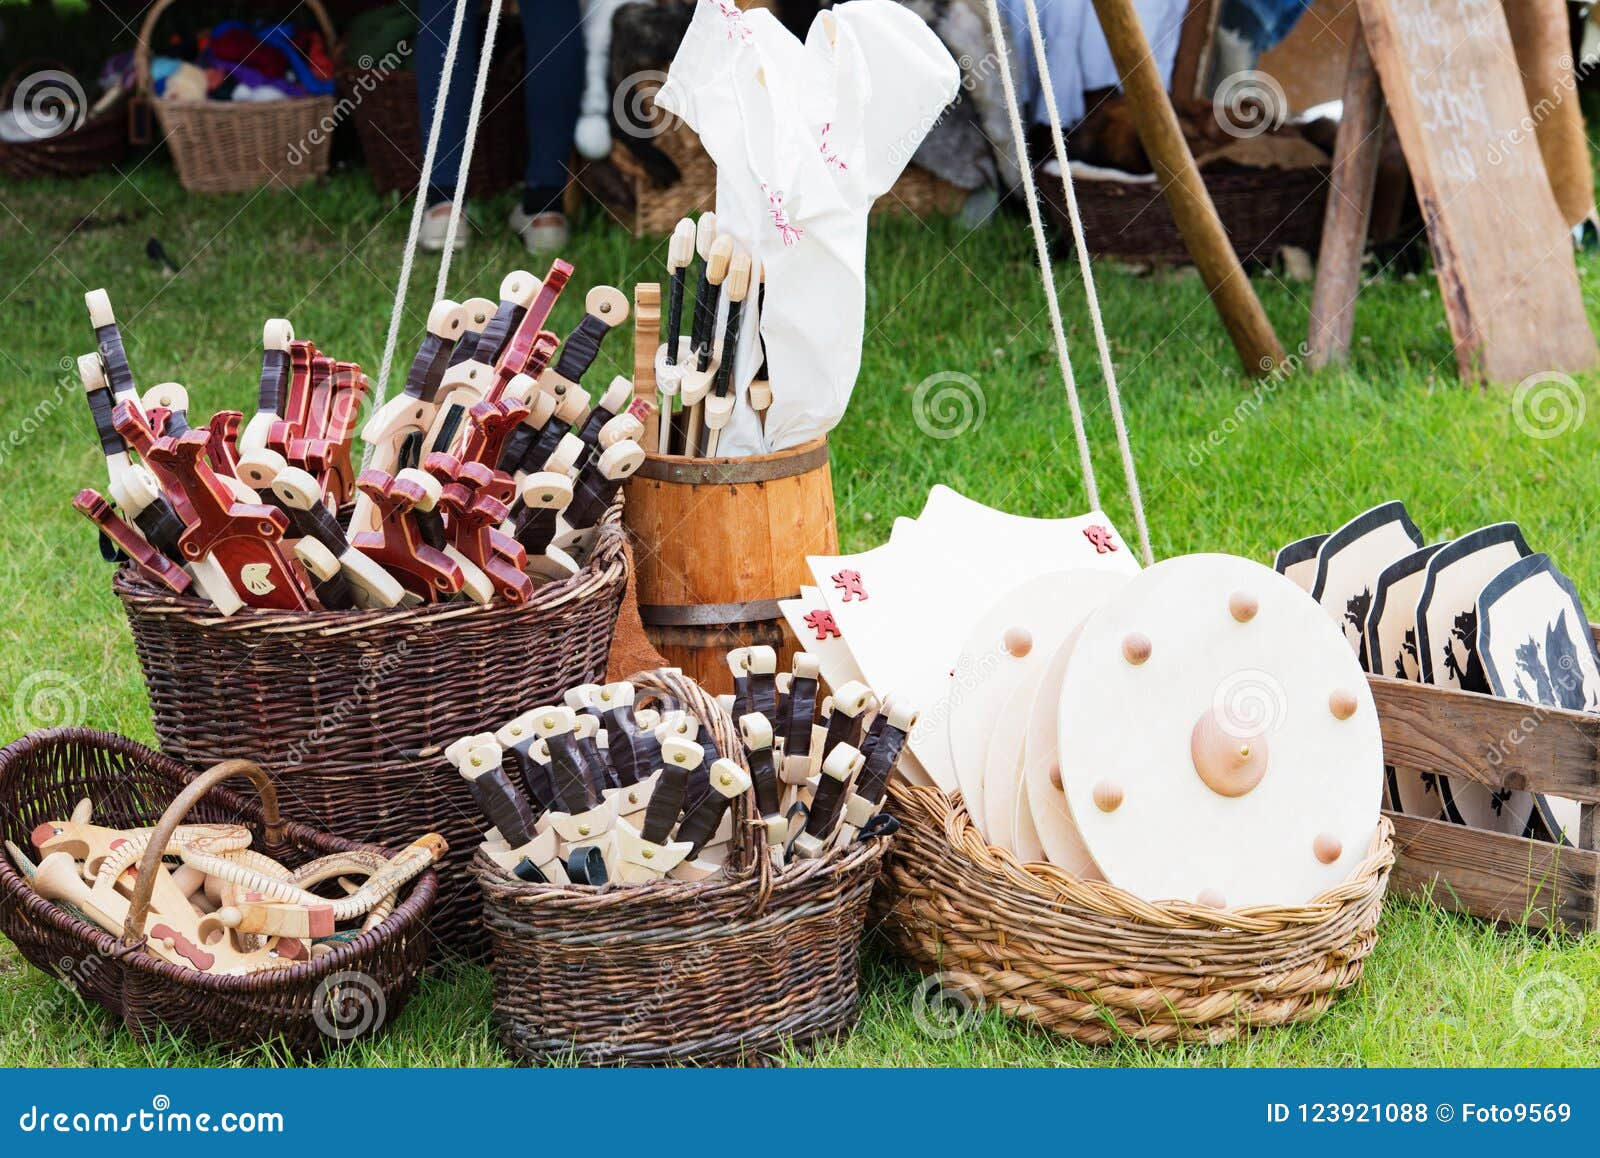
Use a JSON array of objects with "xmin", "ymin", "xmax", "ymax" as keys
[
  {"xmin": 472, "ymin": 269, "xmax": 540, "ymax": 367},
  {"xmin": 674, "ymin": 758, "xmax": 751, "ymax": 861},
  {"xmin": 664, "ymin": 217, "xmax": 697, "ymax": 367},
  {"xmin": 702, "ymin": 250, "xmax": 753, "ymax": 458},
  {"xmin": 451, "ymin": 735, "xmax": 566, "ymax": 882},
  {"xmin": 241, "ymin": 318, "xmax": 295, "ymax": 455},
  {"xmin": 687, "ymin": 212, "xmax": 720, "ymax": 361},
  {"xmin": 494, "ymin": 714, "xmax": 560, "ymax": 814},
  {"xmin": 84, "ymin": 288, "xmax": 141, "ymax": 409},
  {"xmin": 496, "ymin": 378, "xmax": 558, "ymax": 474},
  {"xmin": 613, "ymin": 736, "xmax": 700, "ymax": 883},
  {"xmin": 749, "ymin": 269, "xmax": 771, "ymax": 424},
  {"xmin": 532, "ymin": 706, "xmax": 617, "ymax": 858},
  {"xmin": 268, "ymin": 463, "xmax": 405, "ymax": 609},
  {"xmin": 780, "ymin": 654, "xmax": 822, "ymax": 784},
  {"xmin": 840, "ymin": 696, "xmax": 918, "ymax": 843},
  {"xmin": 566, "ymin": 439, "xmax": 644, "ymax": 529},
  {"xmin": 573, "ymin": 375, "xmax": 636, "ymax": 472},
  {"xmin": 546, "ymin": 286, "xmax": 630, "ymax": 394},
  {"xmin": 514, "ymin": 372, "xmax": 590, "ymax": 477},
  {"xmin": 595, "ymin": 681, "xmax": 661, "ymax": 786},
  {"xmin": 360, "ymin": 300, "xmax": 466, "ymax": 473},
  {"xmin": 739, "ymin": 713, "xmax": 785, "ymax": 845},
  {"xmin": 511, "ymin": 471, "xmax": 574, "ymax": 558},
  {"xmin": 816, "ymin": 681, "xmax": 878, "ymax": 777},
  {"xmin": 78, "ymin": 353, "xmax": 186, "ymax": 559},
  {"xmin": 142, "ymin": 381, "xmax": 191, "ymax": 438},
  {"xmin": 793, "ymin": 743, "xmax": 865, "ymax": 861}
]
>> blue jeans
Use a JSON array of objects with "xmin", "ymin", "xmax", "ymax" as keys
[{"xmin": 416, "ymin": 0, "xmax": 584, "ymax": 207}]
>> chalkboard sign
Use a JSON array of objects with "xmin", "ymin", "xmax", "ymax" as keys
[{"xmin": 1355, "ymin": 0, "xmax": 1596, "ymax": 382}]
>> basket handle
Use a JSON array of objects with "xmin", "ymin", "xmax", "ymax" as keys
[
  {"xmin": 135, "ymin": 0, "xmax": 339, "ymax": 99},
  {"xmin": 121, "ymin": 758, "xmax": 286, "ymax": 946}
]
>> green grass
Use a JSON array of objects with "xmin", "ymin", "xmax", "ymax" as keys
[{"xmin": 2, "ymin": 165, "xmax": 1600, "ymax": 1066}]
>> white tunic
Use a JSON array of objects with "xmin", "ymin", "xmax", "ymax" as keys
[{"xmin": 657, "ymin": 0, "xmax": 960, "ymax": 455}]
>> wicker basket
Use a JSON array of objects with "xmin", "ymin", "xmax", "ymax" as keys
[
  {"xmin": 587, "ymin": 95, "xmax": 966, "ymax": 236},
  {"xmin": 0, "ymin": 60, "xmax": 129, "ymax": 180},
  {"xmin": 136, "ymin": 0, "xmax": 339, "ymax": 193},
  {"xmin": 1038, "ymin": 162, "xmax": 1330, "ymax": 264},
  {"xmin": 476, "ymin": 668, "xmax": 892, "ymax": 1065},
  {"xmin": 877, "ymin": 784, "xmax": 1394, "ymax": 1046},
  {"xmin": 341, "ymin": 30, "xmax": 526, "ymax": 197},
  {"xmin": 112, "ymin": 513, "xmax": 629, "ymax": 957},
  {"xmin": 0, "ymin": 730, "xmax": 436, "ymax": 1055}
]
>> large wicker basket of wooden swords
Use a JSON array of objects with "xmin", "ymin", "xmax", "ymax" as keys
[
  {"xmin": 0, "ymin": 729, "xmax": 439, "ymax": 1055},
  {"xmin": 68, "ymin": 262, "xmax": 644, "ymax": 956},
  {"xmin": 467, "ymin": 657, "xmax": 906, "ymax": 1066}
]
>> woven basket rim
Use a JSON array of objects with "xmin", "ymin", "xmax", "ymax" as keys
[
  {"xmin": 889, "ymin": 782, "xmax": 1395, "ymax": 934},
  {"xmin": 112, "ymin": 512, "xmax": 626, "ymax": 634},
  {"xmin": 473, "ymin": 831, "xmax": 888, "ymax": 912},
  {"xmin": 0, "ymin": 726, "xmax": 438, "ymax": 992}
]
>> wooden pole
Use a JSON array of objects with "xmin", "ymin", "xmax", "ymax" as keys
[
  {"xmin": 1088, "ymin": 0, "xmax": 1285, "ymax": 375},
  {"xmin": 1306, "ymin": 24, "xmax": 1386, "ymax": 369}
]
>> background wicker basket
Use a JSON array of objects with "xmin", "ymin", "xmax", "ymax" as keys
[
  {"xmin": 877, "ymin": 784, "xmax": 1394, "ymax": 1046},
  {"xmin": 476, "ymin": 668, "xmax": 892, "ymax": 1065},
  {"xmin": 0, "ymin": 730, "xmax": 436, "ymax": 1055},
  {"xmin": 0, "ymin": 60, "xmax": 128, "ymax": 180},
  {"xmin": 341, "ymin": 26, "xmax": 526, "ymax": 197},
  {"xmin": 1037, "ymin": 162, "xmax": 1330, "ymax": 264},
  {"xmin": 585, "ymin": 99, "xmax": 967, "ymax": 236},
  {"xmin": 136, "ymin": 0, "xmax": 339, "ymax": 193},
  {"xmin": 112, "ymin": 514, "xmax": 629, "ymax": 958}
]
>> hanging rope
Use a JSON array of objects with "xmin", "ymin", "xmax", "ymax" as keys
[
  {"xmin": 434, "ymin": 0, "xmax": 506, "ymax": 294},
  {"xmin": 367, "ymin": 0, "xmax": 475, "ymax": 465},
  {"xmin": 980, "ymin": 0, "xmax": 1100, "ymax": 513},
  {"xmin": 1015, "ymin": 0, "xmax": 1153, "ymax": 565}
]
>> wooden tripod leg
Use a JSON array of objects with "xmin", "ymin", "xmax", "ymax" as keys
[
  {"xmin": 1087, "ymin": 0, "xmax": 1285, "ymax": 375},
  {"xmin": 1307, "ymin": 22, "xmax": 1386, "ymax": 370}
]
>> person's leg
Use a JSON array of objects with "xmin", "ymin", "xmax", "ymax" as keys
[
  {"xmin": 517, "ymin": 0, "xmax": 584, "ymax": 217},
  {"xmin": 416, "ymin": 0, "xmax": 483, "ymax": 207}
]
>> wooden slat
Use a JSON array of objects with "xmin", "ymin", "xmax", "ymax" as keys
[
  {"xmin": 1385, "ymin": 810, "xmax": 1599, "ymax": 931},
  {"xmin": 1369, "ymin": 675, "xmax": 1600, "ymax": 801}
]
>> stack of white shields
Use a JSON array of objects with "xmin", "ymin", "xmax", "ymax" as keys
[
  {"xmin": 1278, "ymin": 501, "xmax": 1600, "ymax": 847},
  {"xmin": 792, "ymin": 487, "xmax": 1387, "ymax": 909},
  {"xmin": 785, "ymin": 486, "xmax": 1141, "ymax": 795}
]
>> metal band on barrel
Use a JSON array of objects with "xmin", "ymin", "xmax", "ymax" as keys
[
  {"xmin": 637, "ymin": 598, "xmax": 789, "ymax": 627},
  {"xmin": 634, "ymin": 440, "xmax": 829, "ymax": 485}
]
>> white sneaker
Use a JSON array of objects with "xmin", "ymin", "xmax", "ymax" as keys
[
  {"xmin": 508, "ymin": 205, "xmax": 570, "ymax": 252},
  {"xmin": 418, "ymin": 202, "xmax": 468, "ymax": 252}
]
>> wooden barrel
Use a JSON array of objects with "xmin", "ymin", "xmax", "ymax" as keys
[{"xmin": 622, "ymin": 437, "xmax": 836, "ymax": 693}]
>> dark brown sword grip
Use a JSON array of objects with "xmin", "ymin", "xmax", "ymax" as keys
[
  {"xmin": 805, "ymin": 772, "xmax": 850, "ymax": 840},
  {"xmin": 467, "ymin": 766, "xmax": 540, "ymax": 849},
  {"xmin": 641, "ymin": 763, "xmax": 689, "ymax": 845},
  {"xmin": 676, "ymin": 791, "xmax": 730, "ymax": 859},
  {"xmin": 551, "ymin": 313, "xmax": 611, "ymax": 384}
]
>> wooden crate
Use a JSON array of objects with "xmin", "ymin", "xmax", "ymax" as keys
[{"xmin": 1368, "ymin": 631, "xmax": 1600, "ymax": 931}]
